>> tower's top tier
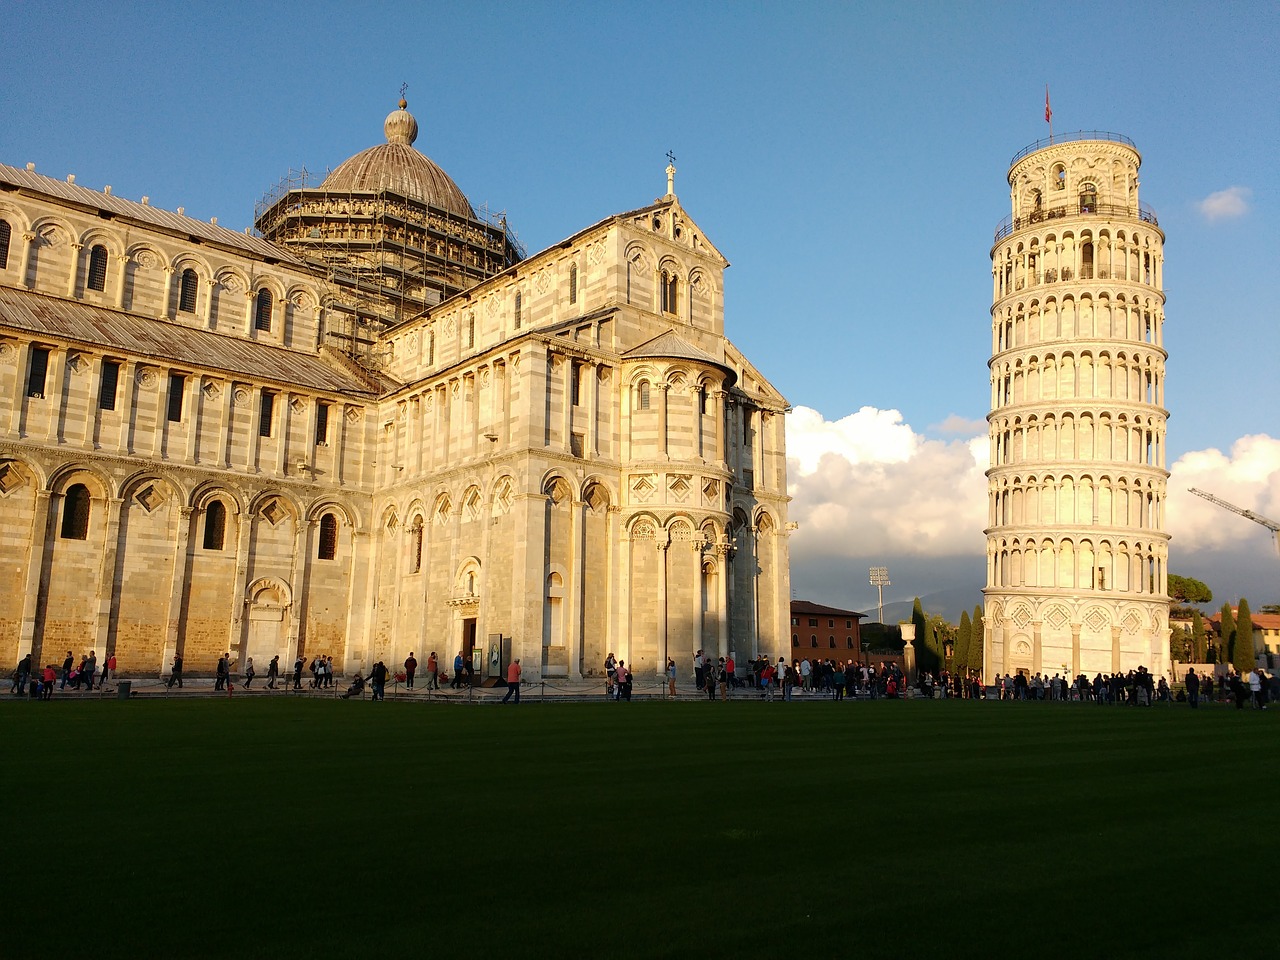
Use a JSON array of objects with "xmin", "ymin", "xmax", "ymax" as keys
[{"xmin": 996, "ymin": 133, "xmax": 1156, "ymax": 244}]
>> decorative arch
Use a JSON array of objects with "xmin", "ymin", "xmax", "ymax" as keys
[{"xmin": 455, "ymin": 556, "xmax": 482, "ymax": 598}]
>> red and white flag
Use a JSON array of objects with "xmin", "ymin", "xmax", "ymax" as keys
[{"xmin": 1045, "ymin": 86, "xmax": 1052, "ymax": 124}]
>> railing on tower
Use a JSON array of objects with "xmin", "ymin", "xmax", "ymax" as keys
[
  {"xmin": 993, "ymin": 201, "xmax": 1159, "ymax": 244},
  {"xmin": 1009, "ymin": 130, "xmax": 1137, "ymax": 166}
]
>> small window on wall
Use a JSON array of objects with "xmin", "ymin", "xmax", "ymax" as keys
[
  {"xmin": 792, "ymin": 635, "xmax": 799, "ymax": 647},
  {"xmin": 87, "ymin": 245, "xmax": 108, "ymax": 291},
  {"xmin": 427, "ymin": 330, "xmax": 436, "ymax": 365},
  {"xmin": 810, "ymin": 636, "xmax": 818, "ymax": 647},
  {"xmin": 167, "ymin": 373, "xmax": 185, "ymax": 422},
  {"xmin": 99, "ymin": 360, "xmax": 120, "ymax": 410},
  {"xmin": 847, "ymin": 637, "xmax": 854, "ymax": 648},
  {"xmin": 467, "ymin": 314, "xmax": 475, "ymax": 348},
  {"xmin": 637, "ymin": 381, "xmax": 651, "ymax": 410},
  {"xmin": 1053, "ymin": 164, "xmax": 1066, "ymax": 189},
  {"xmin": 411, "ymin": 521, "xmax": 423, "ymax": 573},
  {"xmin": 203, "ymin": 500, "xmax": 227, "ymax": 550},
  {"xmin": 27, "ymin": 346, "xmax": 50, "ymax": 398},
  {"xmin": 569, "ymin": 263, "xmax": 578, "ymax": 304},
  {"xmin": 315, "ymin": 402, "xmax": 330, "ymax": 445},
  {"xmin": 318, "ymin": 513, "xmax": 338, "ymax": 560},
  {"xmin": 179, "ymin": 269, "xmax": 199, "ymax": 313},
  {"xmin": 254, "ymin": 289, "xmax": 273, "ymax": 332},
  {"xmin": 61, "ymin": 484, "xmax": 90, "ymax": 540},
  {"xmin": 514, "ymin": 291, "xmax": 522, "ymax": 330},
  {"xmin": 571, "ymin": 361, "xmax": 582, "ymax": 406},
  {"xmin": 0, "ymin": 219, "xmax": 11, "ymax": 269},
  {"xmin": 259, "ymin": 390, "xmax": 274, "ymax": 437}
]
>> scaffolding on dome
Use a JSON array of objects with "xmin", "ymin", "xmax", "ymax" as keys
[{"xmin": 253, "ymin": 166, "xmax": 524, "ymax": 371}]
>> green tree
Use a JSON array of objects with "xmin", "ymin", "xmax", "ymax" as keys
[
  {"xmin": 1169, "ymin": 629, "xmax": 1190, "ymax": 663},
  {"xmin": 910, "ymin": 598, "xmax": 934, "ymax": 673},
  {"xmin": 972, "ymin": 604, "xmax": 985, "ymax": 677},
  {"xmin": 1167, "ymin": 574, "xmax": 1213, "ymax": 604},
  {"xmin": 955, "ymin": 610, "xmax": 972, "ymax": 675},
  {"xmin": 1233, "ymin": 598, "xmax": 1255, "ymax": 674},
  {"xmin": 1218, "ymin": 604, "xmax": 1236, "ymax": 665},
  {"xmin": 1191, "ymin": 610, "xmax": 1208, "ymax": 663}
]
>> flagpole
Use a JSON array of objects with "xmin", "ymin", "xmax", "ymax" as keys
[{"xmin": 1046, "ymin": 84, "xmax": 1053, "ymax": 143}]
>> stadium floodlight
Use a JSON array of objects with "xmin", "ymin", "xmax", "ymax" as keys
[{"xmin": 869, "ymin": 566, "xmax": 890, "ymax": 625}]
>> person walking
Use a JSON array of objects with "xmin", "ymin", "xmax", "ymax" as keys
[
  {"xmin": 502, "ymin": 658, "xmax": 522, "ymax": 704},
  {"xmin": 667, "ymin": 658, "xmax": 677, "ymax": 699},
  {"xmin": 605, "ymin": 653, "xmax": 617, "ymax": 698},
  {"xmin": 292, "ymin": 655, "xmax": 305, "ymax": 691},
  {"xmin": 404, "ymin": 652, "xmax": 418, "ymax": 689},
  {"xmin": 166, "ymin": 654, "xmax": 184, "ymax": 689},
  {"xmin": 41, "ymin": 664, "xmax": 56, "ymax": 700},
  {"xmin": 85, "ymin": 651, "xmax": 98, "ymax": 692},
  {"xmin": 452, "ymin": 651, "xmax": 465, "ymax": 689},
  {"xmin": 1185, "ymin": 668, "xmax": 1200, "ymax": 709},
  {"xmin": 214, "ymin": 653, "xmax": 228, "ymax": 691},
  {"xmin": 100, "ymin": 653, "xmax": 116, "ymax": 689},
  {"xmin": 266, "ymin": 655, "xmax": 279, "ymax": 690},
  {"xmin": 243, "ymin": 657, "xmax": 256, "ymax": 690},
  {"xmin": 426, "ymin": 651, "xmax": 439, "ymax": 689},
  {"xmin": 60, "ymin": 650, "xmax": 73, "ymax": 690},
  {"xmin": 1248, "ymin": 669, "xmax": 1266, "ymax": 710},
  {"xmin": 616, "ymin": 660, "xmax": 631, "ymax": 701},
  {"xmin": 718, "ymin": 658, "xmax": 728, "ymax": 701}
]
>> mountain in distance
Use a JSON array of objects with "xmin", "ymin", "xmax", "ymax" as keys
[{"xmin": 864, "ymin": 584, "xmax": 985, "ymax": 625}]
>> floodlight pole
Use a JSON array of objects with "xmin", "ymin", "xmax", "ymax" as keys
[{"xmin": 869, "ymin": 566, "xmax": 890, "ymax": 625}]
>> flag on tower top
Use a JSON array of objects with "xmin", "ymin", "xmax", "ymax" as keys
[{"xmin": 1045, "ymin": 86, "xmax": 1052, "ymax": 124}]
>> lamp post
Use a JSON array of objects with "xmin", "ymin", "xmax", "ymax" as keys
[{"xmin": 869, "ymin": 567, "xmax": 889, "ymax": 624}]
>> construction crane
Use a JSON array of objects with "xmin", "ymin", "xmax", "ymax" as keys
[{"xmin": 1188, "ymin": 488, "xmax": 1280, "ymax": 556}]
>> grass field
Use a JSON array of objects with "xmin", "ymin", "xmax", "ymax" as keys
[{"xmin": 3, "ymin": 696, "xmax": 1275, "ymax": 959}]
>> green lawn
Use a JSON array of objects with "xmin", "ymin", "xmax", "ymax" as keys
[{"xmin": 4, "ymin": 697, "xmax": 1275, "ymax": 959}]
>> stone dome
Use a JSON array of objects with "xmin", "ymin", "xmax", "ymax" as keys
[{"xmin": 321, "ymin": 99, "xmax": 474, "ymax": 218}]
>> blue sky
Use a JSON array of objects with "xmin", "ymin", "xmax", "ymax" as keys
[{"xmin": 3, "ymin": 1, "xmax": 1277, "ymax": 614}]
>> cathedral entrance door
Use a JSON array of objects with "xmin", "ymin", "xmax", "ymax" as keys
[
  {"xmin": 245, "ymin": 582, "xmax": 289, "ymax": 671},
  {"xmin": 462, "ymin": 618, "xmax": 478, "ymax": 685}
]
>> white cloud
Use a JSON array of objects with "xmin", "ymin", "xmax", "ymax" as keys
[
  {"xmin": 930, "ymin": 413, "xmax": 989, "ymax": 436},
  {"xmin": 1167, "ymin": 434, "xmax": 1280, "ymax": 552},
  {"xmin": 786, "ymin": 405, "xmax": 988, "ymax": 558},
  {"xmin": 1197, "ymin": 185, "xmax": 1251, "ymax": 221}
]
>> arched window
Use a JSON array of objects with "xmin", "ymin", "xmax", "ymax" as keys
[
  {"xmin": 1079, "ymin": 182, "xmax": 1097, "ymax": 214},
  {"xmin": 514, "ymin": 291, "xmax": 522, "ymax": 329},
  {"xmin": 569, "ymin": 263, "xmax": 578, "ymax": 304},
  {"xmin": 660, "ymin": 270, "xmax": 678, "ymax": 315},
  {"xmin": 0, "ymin": 219, "xmax": 11, "ymax": 269},
  {"xmin": 318, "ymin": 513, "xmax": 338, "ymax": 560},
  {"xmin": 467, "ymin": 314, "xmax": 475, "ymax": 348},
  {"xmin": 1081, "ymin": 241, "xmax": 1094, "ymax": 280},
  {"xmin": 637, "ymin": 381, "xmax": 651, "ymax": 410},
  {"xmin": 179, "ymin": 269, "xmax": 199, "ymax": 313},
  {"xmin": 254, "ymin": 289, "xmax": 273, "ymax": 331},
  {"xmin": 829, "ymin": 637, "xmax": 837, "ymax": 648},
  {"xmin": 427, "ymin": 330, "xmax": 435, "ymax": 365},
  {"xmin": 847, "ymin": 637, "xmax": 855, "ymax": 648},
  {"xmin": 411, "ymin": 520, "xmax": 424, "ymax": 573},
  {"xmin": 810, "ymin": 636, "xmax": 818, "ymax": 647},
  {"xmin": 61, "ymin": 484, "xmax": 91, "ymax": 540},
  {"xmin": 1052, "ymin": 163, "xmax": 1066, "ymax": 189},
  {"xmin": 792, "ymin": 635, "xmax": 799, "ymax": 647},
  {"xmin": 203, "ymin": 500, "xmax": 227, "ymax": 550},
  {"xmin": 87, "ymin": 245, "xmax": 108, "ymax": 292}
]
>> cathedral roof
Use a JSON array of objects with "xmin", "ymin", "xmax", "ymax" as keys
[
  {"xmin": 0, "ymin": 286, "xmax": 378, "ymax": 397},
  {"xmin": 624, "ymin": 330, "xmax": 721, "ymax": 366},
  {"xmin": 320, "ymin": 99, "xmax": 474, "ymax": 218}
]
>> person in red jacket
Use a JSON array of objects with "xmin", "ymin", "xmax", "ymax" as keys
[
  {"xmin": 42, "ymin": 664, "xmax": 57, "ymax": 700},
  {"xmin": 502, "ymin": 658, "xmax": 522, "ymax": 704}
]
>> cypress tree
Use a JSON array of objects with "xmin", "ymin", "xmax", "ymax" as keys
[
  {"xmin": 972, "ymin": 604, "xmax": 985, "ymax": 677},
  {"xmin": 1218, "ymin": 604, "xmax": 1236, "ymax": 666},
  {"xmin": 956, "ymin": 610, "xmax": 972, "ymax": 675},
  {"xmin": 1233, "ymin": 599, "xmax": 1255, "ymax": 675},
  {"xmin": 1191, "ymin": 610, "xmax": 1208, "ymax": 663},
  {"xmin": 911, "ymin": 598, "xmax": 929, "ymax": 672}
]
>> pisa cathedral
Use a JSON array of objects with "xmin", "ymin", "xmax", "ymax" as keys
[
  {"xmin": 983, "ymin": 132, "xmax": 1170, "ymax": 681},
  {"xmin": 0, "ymin": 99, "xmax": 791, "ymax": 681}
]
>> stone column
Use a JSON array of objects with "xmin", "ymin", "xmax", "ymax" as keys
[
  {"xmin": 161, "ymin": 266, "xmax": 176, "ymax": 320},
  {"xmin": 1111, "ymin": 624, "xmax": 1122, "ymax": 674},
  {"xmin": 617, "ymin": 530, "xmax": 632, "ymax": 664},
  {"xmin": 15, "ymin": 490, "xmax": 52, "ymax": 661},
  {"xmin": 200, "ymin": 277, "xmax": 215, "ymax": 328},
  {"xmin": 1071, "ymin": 622, "xmax": 1082, "ymax": 676},
  {"xmin": 44, "ymin": 347, "xmax": 66, "ymax": 444},
  {"xmin": 585, "ymin": 360, "xmax": 599, "ymax": 457},
  {"xmin": 185, "ymin": 376, "xmax": 201, "ymax": 464},
  {"xmin": 227, "ymin": 507, "xmax": 254, "ymax": 655},
  {"xmin": 93, "ymin": 496, "xmax": 125, "ymax": 651},
  {"xmin": 657, "ymin": 383, "xmax": 670, "ymax": 460},
  {"xmin": 161, "ymin": 506, "xmax": 193, "ymax": 671},
  {"xmin": 285, "ymin": 518, "xmax": 312, "ymax": 665},
  {"xmin": 20, "ymin": 232, "xmax": 37, "ymax": 289},
  {"xmin": 561, "ymin": 356, "xmax": 573, "ymax": 453},
  {"xmin": 1032, "ymin": 620, "xmax": 1043, "ymax": 674},
  {"xmin": 66, "ymin": 243, "xmax": 83, "ymax": 297},
  {"xmin": 567, "ymin": 498, "xmax": 585, "ymax": 679},
  {"xmin": 656, "ymin": 540, "xmax": 669, "ymax": 677},
  {"xmin": 114, "ymin": 254, "xmax": 130, "ymax": 309},
  {"xmin": 716, "ymin": 543, "xmax": 730, "ymax": 660},
  {"xmin": 116, "ymin": 360, "xmax": 136, "ymax": 455}
]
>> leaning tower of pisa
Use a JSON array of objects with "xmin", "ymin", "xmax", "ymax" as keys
[{"xmin": 983, "ymin": 132, "xmax": 1170, "ymax": 683}]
